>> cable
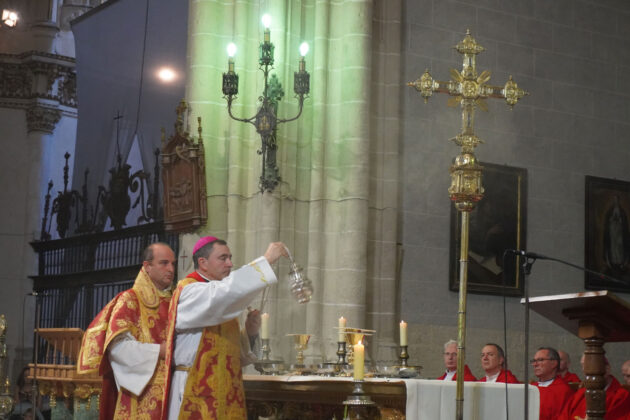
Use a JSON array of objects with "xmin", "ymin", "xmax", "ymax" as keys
[
  {"xmin": 501, "ymin": 250, "xmax": 510, "ymax": 420},
  {"xmin": 133, "ymin": 0, "xmax": 150, "ymax": 136}
]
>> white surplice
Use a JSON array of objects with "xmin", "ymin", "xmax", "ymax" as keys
[
  {"xmin": 167, "ymin": 256, "xmax": 277, "ymax": 420},
  {"xmin": 109, "ymin": 332, "xmax": 160, "ymax": 395}
]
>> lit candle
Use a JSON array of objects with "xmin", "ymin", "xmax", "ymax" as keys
[
  {"xmin": 226, "ymin": 42, "xmax": 237, "ymax": 73},
  {"xmin": 261, "ymin": 312, "xmax": 270, "ymax": 339},
  {"xmin": 399, "ymin": 320, "xmax": 408, "ymax": 346},
  {"xmin": 338, "ymin": 316, "xmax": 346, "ymax": 342},
  {"xmin": 262, "ymin": 14, "xmax": 271, "ymax": 43},
  {"xmin": 353, "ymin": 340, "xmax": 364, "ymax": 380}
]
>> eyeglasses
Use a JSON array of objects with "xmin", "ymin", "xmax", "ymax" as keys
[{"xmin": 529, "ymin": 358, "xmax": 552, "ymax": 364}]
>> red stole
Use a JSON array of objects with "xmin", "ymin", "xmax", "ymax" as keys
[
  {"xmin": 77, "ymin": 268, "xmax": 171, "ymax": 420},
  {"xmin": 162, "ymin": 271, "xmax": 246, "ymax": 420}
]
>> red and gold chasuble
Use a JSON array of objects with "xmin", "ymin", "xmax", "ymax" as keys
[
  {"xmin": 77, "ymin": 268, "xmax": 172, "ymax": 420},
  {"xmin": 163, "ymin": 272, "xmax": 246, "ymax": 420}
]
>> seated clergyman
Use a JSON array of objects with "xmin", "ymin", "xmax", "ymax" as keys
[
  {"xmin": 477, "ymin": 343, "xmax": 519, "ymax": 383},
  {"xmin": 530, "ymin": 347, "xmax": 574, "ymax": 420},
  {"xmin": 436, "ymin": 339, "xmax": 476, "ymax": 381},
  {"xmin": 560, "ymin": 355, "xmax": 630, "ymax": 420},
  {"xmin": 558, "ymin": 350, "xmax": 581, "ymax": 383}
]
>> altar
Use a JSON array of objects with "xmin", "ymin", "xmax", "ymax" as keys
[{"xmin": 244, "ymin": 375, "xmax": 540, "ymax": 420}]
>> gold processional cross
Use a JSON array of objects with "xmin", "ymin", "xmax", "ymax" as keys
[{"xmin": 408, "ymin": 30, "xmax": 527, "ymax": 420}]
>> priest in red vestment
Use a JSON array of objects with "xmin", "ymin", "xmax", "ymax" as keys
[
  {"xmin": 559, "ymin": 350, "xmax": 581, "ymax": 384},
  {"xmin": 77, "ymin": 243, "xmax": 176, "ymax": 420},
  {"xmin": 622, "ymin": 360, "xmax": 630, "ymax": 385},
  {"xmin": 162, "ymin": 237, "xmax": 288, "ymax": 420},
  {"xmin": 561, "ymin": 355, "xmax": 630, "ymax": 420},
  {"xmin": 436, "ymin": 339, "xmax": 477, "ymax": 381},
  {"xmin": 477, "ymin": 343, "xmax": 519, "ymax": 383},
  {"xmin": 531, "ymin": 347, "xmax": 574, "ymax": 420}
]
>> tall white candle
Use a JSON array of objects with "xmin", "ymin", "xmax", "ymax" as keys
[
  {"xmin": 338, "ymin": 316, "xmax": 347, "ymax": 342},
  {"xmin": 353, "ymin": 341, "xmax": 364, "ymax": 380},
  {"xmin": 399, "ymin": 320, "xmax": 408, "ymax": 346},
  {"xmin": 261, "ymin": 313, "xmax": 270, "ymax": 339}
]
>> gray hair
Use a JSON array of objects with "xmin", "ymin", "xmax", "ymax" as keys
[
  {"xmin": 539, "ymin": 347, "xmax": 560, "ymax": 370},
  {"xmin": 444, "ymin": 339, "xmax": 458, "ymax": 351}
]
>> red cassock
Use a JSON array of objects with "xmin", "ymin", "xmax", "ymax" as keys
[
  {"xmin": 478, "ymin": 369, "xmax": 520, "ymax": 383},
  {"xmin": 436, "ymin": 365, "xmax": 477, "ymax": 381},
  {"xmin": 532, "ymin": 377, "xmax": 575, "ymax": 420},
  {"xmin": 560, "ymin": 376, "xmax": 630, "ymax": 420},
  {"xmin": 560, "ymin": 371, "xmax": 581, "ymax": 384}
]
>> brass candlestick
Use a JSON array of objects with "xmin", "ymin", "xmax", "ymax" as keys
[
  {"xmin": 336, "ymin": 341, "xmax": 347, "ymax": 365},
  {"xmin": 261, "ymin": 338, "xmax": 271, "ymax": 361},
  {"xmin": 399, "ymin": 345, "xmax": 409, "ymax": 367},
  {"xmin": 343, "ymin": 380, "xmax": 375, "ymax": 406},
  {"xmin": 343, "ymin": 380, "xmax": 379, "ymax": 420}
]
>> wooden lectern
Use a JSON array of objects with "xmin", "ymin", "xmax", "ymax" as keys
[
  {"xmin": 525, "ymin": 290, "xmax": 630, "ymax": 420},
  {"xmin": 27, "ymin": 328, "xmax": 101, "ymax": 407}
]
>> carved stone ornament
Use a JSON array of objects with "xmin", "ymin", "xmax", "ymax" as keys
[
  {"xmin": 26, "ymin": 105, "xmax": 61, "ymax": 133},
  {"xmin": 161, "ymin": 100, "xmax": 207, "ymax": 232}
]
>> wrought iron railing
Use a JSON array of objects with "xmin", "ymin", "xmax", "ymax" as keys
[{"xmin": 30, "ymin": 222, "xmax": 178, "ymax": 364}]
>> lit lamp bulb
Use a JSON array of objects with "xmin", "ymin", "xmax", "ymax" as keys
[
  {"xmin": 227, "ymin": 42, "xmax": 237, "ymax": 73},
  {"xmin": 299, "ymin": 42, "xmax": 309, "ymax": 72},
  {"xmin": 2, "ymin": 9, "xmax": 18, "ymax": 27},
  {"xmin": 222, "ymin": 42, "xmax": 239, "ymax": 96},
  {"xmin": 294, "ymin": 42, "xmax": 310, "ymax": 95},
  {"xmin": 262, "ymin": 14, "xmax": 271, "ymax": 43}
]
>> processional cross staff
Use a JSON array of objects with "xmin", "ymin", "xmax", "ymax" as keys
[{"xmin": 407, "ymin": 30, "xmax": 527, "ymax": 420}]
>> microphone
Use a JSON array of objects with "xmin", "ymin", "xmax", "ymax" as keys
[{"xmin": 506, "ymin": 249, "xmax": 548, "ymax": 260}]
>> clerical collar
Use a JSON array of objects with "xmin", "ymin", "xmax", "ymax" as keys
[
  {"xmin": 196, "ymin": 271, "xmax": 219, "ymax": 282},
  {"xmin": 485, "ymin": 371, "xmax": 500, "ymax": 383},
  {"xmin": 444, "ymin": 370, "xmax": 456, "ymax": 381},
  {"xmin": 537, "ymin": 378, "xmax": 555, "ymax": 387}
]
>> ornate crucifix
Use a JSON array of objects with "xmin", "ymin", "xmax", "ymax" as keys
[{"xmin": 408, "ymin": 30, "xmax": 527, "ymax": 420}]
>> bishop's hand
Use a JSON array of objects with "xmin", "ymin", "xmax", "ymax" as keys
[
  {"xmin": 245, "ymin": 308, "xmax": 261, "ymax": 337},
  {"xmin": 264, "ymin": 242, "xmax": 288, "ymax": 265}
]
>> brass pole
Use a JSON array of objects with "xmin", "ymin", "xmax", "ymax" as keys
[
  {"xmin": 407, "ymin": 29, "xmax": 527, "ymax": 420},
  {"xmin": 455, "ymin": 210, "xmax": 470, "ymax": 420}
]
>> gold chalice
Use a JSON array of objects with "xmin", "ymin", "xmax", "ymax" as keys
[
  {"xmin": 287, "ymin": 333, "xmax": 312, "ymax": 366},
  {"xmin": 341, "ymin": 327, "xmax": 375, "ymax": 365}
]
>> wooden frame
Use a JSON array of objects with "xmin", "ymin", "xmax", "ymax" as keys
[
  {"xmin": 585, "ymin": 176, "xmax": 630, "ymax": 293},
  {"xmin": 449, "ymin": 162, "xmax": 527, "ymax": 296}
]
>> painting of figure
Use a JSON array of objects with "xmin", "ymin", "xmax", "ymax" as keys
[{"xmin": 585, "ymin": 176, "xmax": 630, "ymax": 292}]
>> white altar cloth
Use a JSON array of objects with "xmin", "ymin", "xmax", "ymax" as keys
[
  {"xmin": 404, "ymin": 379, "xmax": 540, "ymax": 420},
  {"xmin": 243, "ymin": 375, "xmax": 540, "ymax": 420}
]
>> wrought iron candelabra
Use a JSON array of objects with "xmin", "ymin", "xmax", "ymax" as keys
[{"xmin": 222, "ymin": 14, "xmax": 310, "ymax": 192}]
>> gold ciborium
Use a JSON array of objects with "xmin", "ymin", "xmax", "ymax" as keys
[
  {"xmin": 287, "ymin": 333, "xmax": 312, "ymax": 366},
  {"xmin": 341, "ymin": 327, "xmax": 375, "ymax": 365}
]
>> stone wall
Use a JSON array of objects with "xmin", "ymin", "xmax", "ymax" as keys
[{"xmin": 400, "ymin": 0, "xmax": 630, "ymax": 380}]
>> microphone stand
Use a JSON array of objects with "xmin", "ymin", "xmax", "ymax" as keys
[
  {"xmin": 514, "ymin": 250, "xmax": 624, "ymax": 420},
  {"xmin": 520, "ymin": 254, "xmax": 535, "ymax": 420}
]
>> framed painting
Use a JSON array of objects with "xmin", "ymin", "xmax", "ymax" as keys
[
  {"xmin": 585, "ymin": 176, "xmax": 630, "ymax": 293},
  {"xmin": 449, "ymin": 162, "xmax": 527, "ymax": 296}
]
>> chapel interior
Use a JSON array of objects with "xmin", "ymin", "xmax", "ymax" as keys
[{"xmin": 0, "ymin": 0, "xmax": 629, "ymax": 418}]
